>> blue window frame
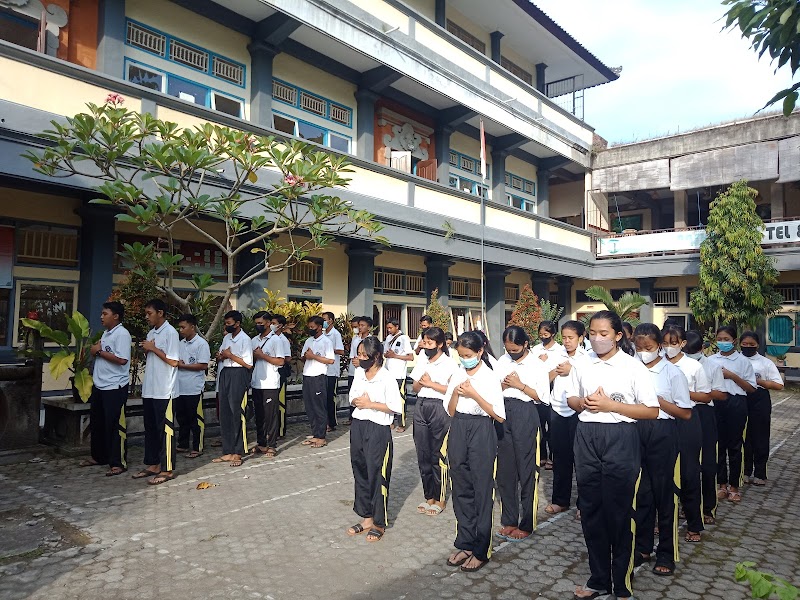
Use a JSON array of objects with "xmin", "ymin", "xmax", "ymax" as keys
[
  {"xmin": 272, "ymin": 111, "xmax": 352, "ymax": 154},
  {"xmin": 272, "ymin": 78, "xmax": 353, "ymax": 128}
]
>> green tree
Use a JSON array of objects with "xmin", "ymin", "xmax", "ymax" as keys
[
  {"xmin": 583, "ymin": 285, "xmax": 649, "ymax": 325},
  {"xmin": 25, "ymin": 95, "xmax": 385, "ymax": 338},
  {"xmin": 722, "ymin": 0, "xmax": 800, "ymax": 115},
  {"xmin": 690, "ymin": 181, "xmax": 783, "ymax": 329},
  {"xmin": 507, "ymin": 284, "xmax": 543, "ymax": 342},
  {"xmin": 539, "ymin": 298, "xmax": 565, "ymax": 324},
  {"xmin": 426, "ymin": 288, "xmax": 451, "ymax": 333}
]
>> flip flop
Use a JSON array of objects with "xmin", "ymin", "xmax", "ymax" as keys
[
  {"xmin": 446, "ymin": 551, "xmax": 472, "ymax": 567},
  {"xmin": 703, "ymin": 515, "xmax": 716, "ymax": 525},
  {"xmin": 545, "ymin": 504, "xmax": 567, "ymax": 515},
  {"xmin": 79, "ymin": 459, "xmax": 99, "ymax": 468},
  {"xmin": 185, "ymin": 451, "xmax": 202, "ymax": 459},
  {"xmin": 132, "ymin": 469, "xmax": 160, "ymax": 479},
  {"xmin": 229, "ymin": 459, "xmax": 243, "ymax": 467},
  {"xmin": 652, "ymin": 560, "xmax": 675, "ymax": 576},
  {"xmin": 310, "ymin": 440, "xmax": 327, "ymax": 448},
  {"xmin": 347, "ymin": 523, "xmax": 367, "ymax": 536},
  {"xmin": 506, "ymin": 529, "xmax": 531, "ymax": 541},
  {"xmin": 460, "ymin": 558, "xmax": 487, "ymax": 572},
  {"xmin": 105, "ymin": 468, "xmax": 127, "ymax": 477},
  {"xmin": 301, "ymin": 440, "xmax": 314, "ymax": 446},
  {"xmin": 425, "ymin": 505, "xmax": 444, "ymax": 516},
  {"xmin": 147, "ymin": 473, "xmax": 175, "ymax": 486},
  {"xmin": 366, "ymin": 527, "xmax": 384, "ymax": 542},
  {"xmin": 685, "ymin": 531, "xmax": 702, "ymax": 543},
  {"xmin": 573, "ymin": 586, "xmax": 608, "ymax": 600},
  {"xmin": 496, "ymin": 526, "xmax": 516, "ymax": 539},
  {"xmin": 417, "ymin": 502, "xmax": 430, "ymax": 514}
]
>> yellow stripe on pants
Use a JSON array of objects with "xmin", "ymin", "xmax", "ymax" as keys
[
  {"xmin": 532, "ymin": 427, "xmax": 541, "ymax": 531},
  {"xmin": 488, "ymin": 457, "xmax": 498, "ymax": 559},
  {"xmin": 439, "ymin": 431, "xmax": 450, "ymax": 503},
  {"xmin": 672, "ymin": 452, "xmax": 681, "ymax": 563},
  {"xmin": 165, "ymin": 398, "xmax": 174, "ymax": 472},
  {"xmin": 399, "ymin": 380, "xmax": 406, "ymax": 428},
  {"xmin": 196, "ymin": 398, "xmax": 205, "ymax": 453},
  {"xmin": 625, "ymin": 469, "xmax": 642, "ymax": 593},
  {"xmin": 381, "ymin": 442, "xmax": 391, "ymax": 526},
  {"xmin": 118, "ymin": 410, "xmax": 127, "ymax": 469},
  {"xmin": 739, "ymin": 417, "xmax": 749, "ymax": 488},
  {"xmin": 240, "ymin": 392, "xmax": 249, "ymax": 455},
  {"xmin": 279, "ymin": 385, "xmax": 286, "ymax": 437}
]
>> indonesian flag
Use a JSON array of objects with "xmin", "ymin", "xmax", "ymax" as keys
[{"xmin": 480, "ymin": 118, "xmax": 487, "ymax": 183}]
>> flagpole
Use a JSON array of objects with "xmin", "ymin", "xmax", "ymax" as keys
[{"xmin": 479, "ymin": 119, "xmax": 487, "ymax": 335}]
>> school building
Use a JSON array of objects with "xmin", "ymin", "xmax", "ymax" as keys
[{"xmin": 0, "ymin": 0, "xmax": 798, "ymax": 394}]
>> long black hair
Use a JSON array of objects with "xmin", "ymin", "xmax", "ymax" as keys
[
  {"xmin": 589, "ymin": 310, "xmax": 634, "ymax": 356},
  {"xmin": 457, "ymin": 331, "xmax": 493, "ymax": 369},
  {"xmin": 422, "ymin": 326, "xmax": 449, "ymax": 356},
  {"xmin": 357, "ymin": 336, "xmax": 384, "ymax": 368},
  {"xmin": 561, "ymin": 320, "xmax": 585, "ymax": 337},
  {"xmin": 633, "ymin": 322, "xmax": 663, "ymax": 346},
  {"xmin": 662, "ymin": 324, "xmax": 686, "ymax": 345},
  {"xmin": 502, "ymin": 325, "xmax": 530, "ymax": 348},
  {"xmin": 716, "ymin": 325, "xmax": 738, "ymax": 340},
  {"xmin": 538, "ymin": 320, "xmax": 557, "ymax": 338},
  {"xmin": 684, "ymin": 330, "xmax": 704, "ymax": 355},
  {"xmin": 472, "ymin": 329, "xmax": 496, "ymax": 358}
]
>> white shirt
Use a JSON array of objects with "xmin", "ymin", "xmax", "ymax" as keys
[
  {"xmin": 705, "ymin": 352, "xmax": 757, "ymax": 396},
  {"xmin": 177, "ymin": 334, "xmax": 210, "ymax": 396},
  {"xmin": 646, "ymin": 358, "xmax": 693, "ymax": 419},
  {"xmin": 93, "ymin": 324, "xmax": 132, "ymax": 390},
  {"xmin": 445, "ymin": 362, "xmax": 506, "ymax": 419},
  {"xmin": 495, "ymin": 352, "xmax": 550, "ymax": 405},
  {"xmin": 409, "ymin": 352, "xmax": 459, "ymax": 401},
  {"xmin": 301, "ymin": 334, "xmax": 334, "ymax": 377},
  {"xmin": 251, "ymin": 333, "xmax": 290, "ymax": 390},
  {"xmin": 698, "ymin": 356, "xmax": 726, "ymax": 407},
  {"xmin": 324, "ymin": 327, "xmax": 344, "ymax": 377},
  {"xmin": 383, "ymin": 332, "xmax": 413, "ymax": 380},
  {"xmin": 565, "ymin": 349, "xmax": 660, "ymax": 424},
  {"xmin": 671, "ymin": 355, "xmax": 711, "ymax": 407},
  {"xmin": 745, "ymin": 353, "xmax": 783, "ymax": 389},
  {"xmin": 142, "ymin": 321, "xmax": 179, "ymax": 399},
  {"xmin": 551, "ymin": 347, "xmax": 590, "ymax": 417},
  {"xmin": 349, "ymin": 366, "xmax": 403, "ymax": 426},
  {"xmin": 531, "ymin": 341, "xmax": 569, "ymax": 372},
  {"xmin": 218, "ymin": 330, "xmax": 254, "ymax": 374},
  {"xmin": 348, "ymin": 334, "xmax": 365, "ymax": 377}
]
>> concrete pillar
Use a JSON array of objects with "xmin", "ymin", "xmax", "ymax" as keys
[
  {"xmin": 78, "ymin": 205, "xmax": 116, "ymax": 331},
  {"xmin": 248, "ymin": 43, "xmax": 278, "ymax": 128},
  {"xmin": 346, "ymin": 245, "xmax": 380, "ymax": 317},
  {"xmin": 490, "ymin": 31, "xmax": 503, "ymax": 64},
  {"xmin": 490, "ymin": 149, "xmax": 508, "ymax": 205},
  {"xmin": 354, "ymin": 89, "xmax": 379, "ymax": 161},
  {"xmin": 673, "ymin": 189, "xmax": 688, "ymax": 229},
  {"xmin": 485, "ymin": 267, "xmax": 509, "ymax": 345},
  {"xmin": 531, "ymin": 274, "xmax": 550, "ymax": 303},
  {"xmin": 557, "ymin": 276, "xmax": 573, "ymax": 323},
  {"xmin": 435, "ymin": 125, "xmax": 453, "ymax": 185},
  {"xmin": 771, "ymin": 182, "xmax": 785, "ymax": 220},
  {"xmin": 236, "ymin": 238, "xmax": 269, "ymax": 311},
  {"xmin": 97, "ymin": 0, "xmax": 126, "ymax": 77},
  {"xmin": 537, "ymin": 169, "xmax": 550, "ymax": 217},
  {"xmin": 426, "ymin": 256, "xmax": 454, "ymax": 307},
  {"xmin": 535, "ymin": 63, "xmax": 547, "ymax": 94},
  {"xmin": 638, "ymin": 277, "xmax": 656, "ymax": 324},
  {"xmin": 435, "ymin": 0, "xmax": 446, "ymax": 27}
]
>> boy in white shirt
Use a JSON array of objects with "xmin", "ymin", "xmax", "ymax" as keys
[
  {"xmin": 252, "ymin": 312, "xmax": 291, "ymax": 457},
  {"xmin": 301, "ymin": 316, "xmax": 335, "ymax": 447},
  {"xmin": 321, "ymin": 311, "xmax": 345, "ymax": 431},
  {"xmin": 345, "ymin": 316, "xmax": 372, "ymax": 424},
  {"xmin": 383, "ymin": 319, "xmax": 413, "ymax": 432},
  {"xmin": 176, "ymin": 314, "xmax": 210, "ymax": 459}
]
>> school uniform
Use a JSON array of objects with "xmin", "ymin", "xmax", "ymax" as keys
[
  {"xmin": 672, "ymin": 355, "xmax": 712, "ymax": 535},
  {"xmin": 90, "ymin": 324, "xmax": 132, "ymax": 470},
  {"xmin": 384, "ymin": 331, "xmax": 413, "ymax": 427},
  {"xmin": 410, "ymin": 352, "xmax": 458, "ymax": 502},
  {"xmin": 695, "ymin": 355, "xmax": 725, "ymax": 519},
  {"xmin": 445, "ymin": 362, "xmax": 506, "ymax": 563},
  {"xmin": 301, "ymin": 333, "xmax": 335, "ymax": 439},
  {"xmin": 324, "ymin": 327, "xmax": 345, "ymax": 429},
  {"xmin": 549, "ymin": 347, "xmax": 589, "ymax": 509},
  {"xmin": 705, "ymin": 352, "xmax": 756, "ymax": 488},
  {"xmin": 274, "ymin": 332, "xmax": 291, "ymax": 437},
  {"xmin": 252, "ymin": 332, "xmax": 290, "ymax": 450},
  {"xmin": 494, "ymin": 351, "xmax": 550, "ymax": 534},
  {"xmin": 217, "ymin": 330, "xmax": 253, "ymax": 456},
  {"xmin": 565, "ymin": 349, "xmax": 660, "ymax": 599},
  {"xmin": 347, "ymin": 334, "xmax": 365, "ymax": 419},
  {"xmin": 635, "ymin": 358, "xmax": 692, "ymax": 568},
  {"xmin": 530, "ymin": 342, "xmax": 568, "ymax": 462},
  {"xmin": 349, "ymin": 366, "xmax": 402, "ymax": 529},
  {"xmin": 176, "ymin": 334, "xmax": 210, "ymax": 453},
  {"xmin": 743, "ymin": 353, "xmax": 782, "ymax": 481},
  {"xmin": 142, "ymin": 321, "xmax": 179, "ymax": 472}
]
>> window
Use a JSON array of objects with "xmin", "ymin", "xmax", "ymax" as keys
[
  {"xmin": 767, "ymin": 315, "xmax": 795, "ymax": 345},
  {"xmin": 169, "ymin": 39, "xmax": 208, "ymax": 72},
  {"xmin": 167, "ymin": 77, "xmax": 207, "ymax": 105},
  {"xmin": 328, "ymin": 133, "xmax": 350, "ymax": 153},
  {"xmin": 653, "ymin": 288, "xmax": 679, "ymax": 306},
  {"xmin": 446, "ymin": 19, "xmax": 486, "ymax": 54},
  {"xmin": 450, "ymin": 277, "xmax": 482, "ymax": 301},
  {"xmin": 16, "ymin": 226, "xmax": 78, "ymax": 268},
  {"xmin": 776, "ymin": 284, "xmax": 798, "ymax": 304},
  {"xmin": 507, "ymin": 194, "xmax": 535, "ymax": 213},
  {"xmin": 126, "ymin": 63, "xmax": 165, "ymax": 92},
  {"xmin": 273, "ymin": 114, "xmax": 297, "ymax": 135},
  {"xmin": 475, "ymin": 184, "xmax": 488, "ymax": 199},
  {"xmin": 298, "ymin": 121, "xmax": 325, "ymax": 145},
  {"xmin": 504, "ymin": 284, "xmax": 519, "ymax": 303},
  {"xmin": 374, "ymin": 268, "xmax": 425, "ymax": 297},
  {"xmin": 289, "ymin": 258, "xmax": 323, "ymax": 288},
  {"xmin": 504, "ymin": 173, "xmax": 510, "ymax": 186},
  {"xmin": 407, "ymin": 306, "xmax": 425, "ymax": 340},
  {"xmin": 0, "ymin": 8, "xmax": 39, "ymax": 51},
  {"xmin": 329, "ymin": 104, "xmax": 351, "ymax": 126},
  {"xmin": 449, "ymin": 175, "xmax": 459, "ymax": 188},
  {"xmin": 212, "ymin": 56, "xmax": 244, "ymax": 86},
  {"xmin": 460, "ymin": 156, "xmax": 475, "ymax": 172},
  {"xmin": 458, "ymin": 179, "xmax": 473, "ymax": 194},
  {"xmin": 449, "ymin": 152, "xmax": 458, "ymax": 166},
  {"xmin": 288, "ymin": 295, "xmax": 322, "ymax": 305},
  {"xmin": 300, "ymin": 91, "xmax": 326, "ymax": 116},
  {"xmin": 511, "ymin": 176, "xmax": 523, "ymax": 190},
  {"xmin": 500, "ymin": 56, "xmax": 533, "ymax": 86},
  {"xmin": 272, "ymin": 80, "xmax": 297, "ymax": 105},
  {"xmin": 16, "ymin": 283, "xmax": 76, "ymax": 346},
  {"xmin": 211, "ymin": 92, "xmax": 242, "ymax": 118},
  {"xmin": 126, "ymin": 20, "xmax": 166, "ymax": 56}
]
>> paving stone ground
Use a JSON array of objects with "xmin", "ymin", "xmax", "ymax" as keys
[{"xmin": 1, "ymin": 393, "xmax": 800, "ymax": 600}]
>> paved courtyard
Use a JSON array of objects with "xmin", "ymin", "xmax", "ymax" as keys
[{"xmin": 1, "ymin": 393, "xmax": 799, "ymax": 600}]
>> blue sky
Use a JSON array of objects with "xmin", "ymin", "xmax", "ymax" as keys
[{"xmin": 535, "ymin": 0, "xmax": 798, "ymax": 144}]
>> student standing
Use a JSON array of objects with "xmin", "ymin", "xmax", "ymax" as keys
[
  {"xmin": 410, "ymin": 327, "xmax": 457, "ymax": 517},
  {"xmin": 705, "ymin": 326, "xmax": 756, "ymax": 503},
  {"xmin": 346, "ymin": 336, "xmax": 402, "ymax": 542},
  {"xmin": 271, "ymin": 315, "xmax": 292, "ymax": 439},
  {"xmin": 176, "ymin": 314, "xmax": 210, "ymax": 459},
  {"xmin": 346, "ymin": 316, "xmax": 371, "ymax": 424},
  {"xmin": 494, "ymin": 326, "xmax": 550, "ymax": 541},
  {"xmin": 213, "ymin": 310, "xmax": 253, "ymax": 468},
  {"xmin": 251, "ymin": 313, "xmax": 291, "ymax": 457},
  {"xmin": 632, "ymin": 323, "xmax": 692, "ymax": 577},
  {"xmin": 531, "ymin": 321, "xmax": 568, "ymax": 469},
  {"xmin": 546, "ymin": 320, "xmax": 588, "ymax": 514},
  {"xmin": 321, "ymin": 311, "xmax": 345, "ymax": 431},
  {"xmin": 474, "ymin": 329, "xmax": 499, "ymax": 369},
  {"xmin": 740, "ymin": 331, "xmax": 784, "ymax": 486},
  {"xmin": 662, "ymin": 325, "xmax": 712, "ymax": 543},
  {"xmin": 250, "ymin": 311, "xmax": 272, "ymax": 454},
  {"xmin": 444, "ymin": 331, "xmax": 505, "ymax": 574},
  {"xmin": 566, "ymin": 311, "xmax": 659, "ymax": 600},
  {"xmin": 133, "ymin": 299, "xmax": 179, "ymax": 485},
  {"xmin": 301, "ymin": 316, "xmax": 335, "ymax": 448},
  {"xmin": 85, "ymin": 301, "xmax": 131, "ymax": 476},
  {"xmin": 383, "ymin": 319, "xmax": 413, "ymax": 432},
  {"xmin": 413, "ymin": 314, "xmax": 434, "ymax": 363}
]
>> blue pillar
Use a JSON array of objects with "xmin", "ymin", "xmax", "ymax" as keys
[
  {"xmin": 435, "ymin": 0, "xmax": 446, "ymax": 27},
  {"xmin": 434, "ymin": 125, "xmax": 452, "ymax": 185},
  {"xmin": 249, "ymin": 42, "xmax": 278, "ymax": 128},
  {"xmin": 491, "ymin": 149, "xmax": 507, "ymax": 205},
  {"xmin": 355, "ymin": 89, "xmax": 378, "ymax": 161},
  {"xmin": 346, "ymin": 245, "xmax": 380, "ymax": 317},
  {"xmin": 78, "ymin": 205, "xmax": 116, "ymax": 331},
  {"xmin": 531, "ymin": 273, "xmax": 550, "ymax": 303},
  {"xmin": 490, "ymin": 31, "xmax": 503, "ymax": 64},
  {"xmin": 557, "ymin": 276, "xmax": 573, "ymax": 323},
  {"xmin": 485, "ymin": 267, "xmax": 508, "ymax": 345},
  {"xmin": 425, "ymin": 257, "xmax": 453, "ymax": 307},
  {"xmin": 97, "ymin": 0, "xmax": 126, "ymax": 78},
  {"xmin": 537, "ymin": 169, "xmax": 550, "ymax": 217}
]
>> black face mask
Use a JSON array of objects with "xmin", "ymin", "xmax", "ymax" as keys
[
  {"xmin": 741, "ymin": 347, "xmax": 758, "ymax": 357},
  {"xmin": 308, "ymin": 327, "xmax": 317, "ymax": 335},
  {"xmin": 540, "ymin": 336, "xmax": 552, "ymax": 345},
  {"xmin": 423, "ymin": 347, "xmax": 439, "ymax": 359},
  {"xmin": 508, "ymin": 348, "xmax": 526, "ymax": 361},
  {"xmin": 360, "ymin": 357, "xmax": 375, "ymax": 371},
  {"xmin": 255, "ymin": 324, "xmax": 266, "ymax": 334},
  {"xmin": 225, "ymin": 324, "xmax": 237, "ymax": 334}
]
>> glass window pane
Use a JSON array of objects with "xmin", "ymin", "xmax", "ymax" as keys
[
  {"xmin": 17, "ymin": 284, "xmax": 74, "ymax": 344},
  {"xmin": 166, "ymin": 78, "xmax": 207, "ymax": 105},
  {"xmin": 0, "ymin": 10, "xmax": 39, "ymax": 50},
  {"xmin": 273, "ymin": 115, "xmax": 296, "ymax": 135},
  {"xmin": 297, "ymin": 121, "xmax": 325, "ymax": 145},
  {"xmin": 128, "ymin": 65, "xmax": 164, "ymax": 91},
  {"xmin": 768, "ymin": 315, "xmax": 794, "ymax": 344},
  {"xmin": 328, "ymin": 133, "xmax": 349, "ymax": 153},
  {"xmin": 212, "ymin": 93, "xmax": 242, "ymax": 117}
]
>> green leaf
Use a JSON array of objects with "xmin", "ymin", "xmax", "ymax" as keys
[
  {"xmin": 73, "ymin": 368, "xmax": 94, "ymax": 403},
  {"xmin": 247, "ymin": 171, "xmax": 258, "ymax": 183},
  {"xmin": 780, "ymin": 7, "xmax": 793, "ymax": 25},
  {"xmin": 69, "ymin": 311, "xmax": 91, "ymax": 338},
  {"xmin": 49, "ymin": 351, "xmax": 75, "ymax": 380},
  {"xmin": 783, "ymin": 91, "xmax": 798, "ymax": 116}
]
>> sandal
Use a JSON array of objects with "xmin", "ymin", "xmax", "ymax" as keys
[
  {"xmin": 717, "ymin": 484, "xmax": 729, "ymax": 499},
  {"xmin": 347, "ymin": 523, "xmax": 367, "ymax": 536},
  {"xmin": 728, "ymin": 489, "xmax": 742, "ymax": 503},
  {"xmin": 79, "ymin": 459, "xmax": 99, "ymax": 468},
  {"xmin": 573, "ymin": 586, "xmax": 608, "ymax": 600},
  {"xmin": 752, "ymin": 478, "xmax": 767, "ymax": 486},
  {"xmin": 417, "ymin": 502, "xmax": 431, "ymax": 514},
  {"xmin": 447, "ymin": 550, "xmax": 472, "ymax": 567},
  {"xmin": 496, "ymin": 525, "xmax": 516, "ymax": 539},
  {"xmin": 105, "ymin": 467, "xmax": 126, "ymax": 477},
  {"xmin": 395, "ymin": 426, "xmax": 406, "ymax": 433},
  {"xmin": 544, "ymin": 460, "xmax": 553, "ymax": 471},
  {"xmin": 132, "ymin": 469, "xmax": 160, "ymax": 479},
  {"xmin": 229, "ymin": 458, "xmax": 243, "ymax": 467},
  {"xmin": 652, "ymin": 559, "xmax": 675, "ymax": 576},
  {"xmin": 264, "ymin": 448, "xmax": 277, "ymax": 458},
  {"xmin": 703, "ymin": 515, "xmax": 716, "ymax": 525},
  {"xmin": 185, "ymin": 451, "xmax": 202, "ymax": 459},
  {"xmin": 301, "ymin": 439, "xmax": 314, "ymax": 446},
  {"xmin": 545, "ymin": 504, "xmax": 567, "ymax": 515},
  {"xmin": 461, "ymin": 557, "xmax": 487, "ymax": 572},
  {"xmin": 147, "ymin": 472, "xmax": 175, "ymax": 486},
  {"xmin": 310, "ymin": 440, "xmax": 327, "ymax": 448},
  {"xmin": 507, "ymin": 529, "xmax": 531, "ymax": 541},
  {"xmin": 685, "ymin": 531, "xmax": 702, "ymax": 543},
  {"xmin": 366, "ymin": 527, "xmax": 384, "ymax": 542},
  {"xmin": 633, "ymin": 553, "xmax": 651, "ymax": 568},
  {"xmin": 425, "ymin": 504, "xmax": 444, "ymax": 516}
]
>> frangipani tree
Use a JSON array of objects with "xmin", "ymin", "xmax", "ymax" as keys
[{"xmin": 25, "ymin": 95, "xmax": 385, "ymax": 337}]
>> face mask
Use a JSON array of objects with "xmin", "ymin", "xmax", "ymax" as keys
[
  {"xmin": 359, "ymin": 357, "xmax": 375, "ymax": 371},
  {"xmin": 507, "ymin": 349, "xmax": 525, "ymax": 361},
  {"xmin": 741, "ymin": 347, "xmax": 758, "ymax": 358},
  {"xmin": 664, "ymin": 346, "xmax": 682, "ymax": 359},
  {"xmin": 637, "ymin": 350, "xmax": 660, "ymax": 364},
  {"xmin": 322, "ymin": 320, "xmax": 329, "ymax": 329},
  {"xmin": 308, "ymin": 327, "xmax": 317, "ymax": 335},
  {"xmin": 685, "ymin": 351, "xmax": 704, "ymax": 361},
  {"xmin": 270, "ymin": 324, "xmax": 278, "ymax": 333},
  {"xmin": 717, "ymin": 341, "xmax": 735, "ymax": 353},
  {"xmin": 255, "ymin": 324, "xmax": 266, "ymax": 334},
  {"xmin": 590, "ymin": 336, "xmax": 615, "ymax": 355},
  {"xmin": 225, "ymin": 324, "xmax": 237, "ymax": 334},
  {"xmin": 540, "ymin": 336, "xmax": 552, "ymax": 345},
  {"xmin": 460, "ymin": 356, "xmax": 480, "ymax": 369},
  {"xmin": 352, "ymin": 328, "xmax": 359, "ymax": 336},
  {"xmin": 424, "ymin": 347, "xmax": 439, "ymax": 359}
]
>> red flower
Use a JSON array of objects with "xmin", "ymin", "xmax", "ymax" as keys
[
  {"xmin": 105, "ymin": 93, "xmax": 125, "ymax": 106},
  {"xmin": 284, "ymin": 174, "xmax": 305, "ymax": 187}
]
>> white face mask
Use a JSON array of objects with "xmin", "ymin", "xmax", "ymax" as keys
[
  {"xmin": 637, "ymin": 350, "xmax": 660, "ymax": 364},
  {"xmin": 664, "ymin": 346, "xmax": 682, "ymax": 359},
  {"xmin": 352, "ymin": 328, "xmax": 359, "ymax": 336},
  {"xmin": 685, "ymin": 352, "xmax": 704, "ymax": 361}
]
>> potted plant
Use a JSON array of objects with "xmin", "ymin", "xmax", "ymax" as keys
[
  {"xmin": 774, "ymin": 353, "xmax": 787, "ymax": 367},
  {"xmin": 20, "ymin": 311, "xmax": 101, "ymax": 402}
]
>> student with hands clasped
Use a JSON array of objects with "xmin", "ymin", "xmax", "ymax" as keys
[
  {"xmin": 565, "ymin": 311, "xmax": 659, "ymax": 600},
  {"xmin": 444, "ymin": 332, "xmax": 505, "ymax": 574},
  {"xmin": 346, "ymin": 336, "xmax": 402, "ymax": 543}
]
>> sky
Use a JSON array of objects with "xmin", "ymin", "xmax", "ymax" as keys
[{"xmin": 534, "ymin": 0, "xmax": 798, "ymax": 145}]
